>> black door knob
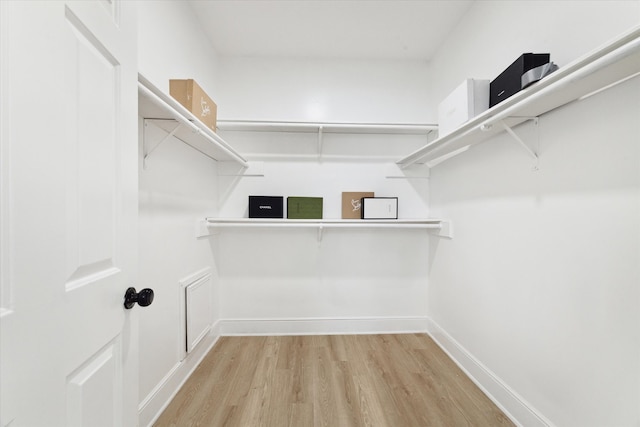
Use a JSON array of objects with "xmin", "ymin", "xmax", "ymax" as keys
[{"xmin": 124, "ymin": 287, "xmax": 154, "ymax": 309}]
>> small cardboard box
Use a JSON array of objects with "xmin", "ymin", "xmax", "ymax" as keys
[
  {"xmin": 437, "ymin": 79, "xmax": 489, "ymax": 137},
  {"xmin": 249, "ymin": 196, "xmax": 284, "ymax": 218},
  {"xmin": 342, "ymin": 192, "xmax": 374, "ymax": 219},
  {"xmin": 287, "ymin": 197, "xmax": 323, "ymax": 219},
  {"xmin": 361, "ymin": 197, "xmax": 398, "ymax": 219},
  {"xmin": 169, "ymin": 79, "xmax": 217, "ymax": 132}
]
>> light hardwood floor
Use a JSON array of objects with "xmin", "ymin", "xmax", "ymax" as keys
[{"xmin": 154, "ymin": 334, "xmax": 514, "ymax": 427}]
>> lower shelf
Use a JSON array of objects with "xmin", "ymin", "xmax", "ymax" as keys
[{"xmin": 198, "ymin": 218, "xmax": 452, "ymax": 240}]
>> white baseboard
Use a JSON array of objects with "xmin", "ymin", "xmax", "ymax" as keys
[
  {"xmin": 219, "ymin": 316, "xmax": 430, "ymax": 336},
  {"xmin": 426, "ymin": 318, "xmax": 554, "ymax": 427},
  {"xmin": 138, "ymin": 320, "xmax": 222, "ymax": 427}
]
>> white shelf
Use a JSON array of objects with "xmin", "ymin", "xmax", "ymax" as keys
[
  {"xmin": 202, "ymin": 218, "xmax": 452, "ymax": 241},
  {"xmin": 206, "ymin": 217, "xmax": 443, "ymax": 228},
  {"xmin": 138, "ymin": 74, "xmax": 248, "ymax": 167},
  {"xmin": 398, "ymin": 25, "xmax": 640, "ymax": 167},
  {"xmin": 216, "ymin": 120, "xmax": 437, "ymax": 135},
  {"xmin": 216, "ymin": 120, "xmax": 437, "ymax": 163}
]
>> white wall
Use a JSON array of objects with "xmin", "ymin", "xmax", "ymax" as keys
[
  {"xmin": 214, "ymin": 130, "xmax": 432, "ymax": 334},
  {"xmin": 215, "ymin": 224, "xmax": 431, "ymax": 334},
  {"xmin": 137, "ymin": 1, "xmax": 221, "ymax": 98},
  {"xmin": 216, "ymin": 56, "xmax": 434, "ymax": 123},
  {"xmin": 136, "ymin": 2, "xmax": 222, "ymax": 425},
  {"xmin": 427, "ymin": 2, "xmax": 640, "ymax": 426},
  {"xmin": 213, "ymin": 55, "xmax": 436, "ymax": 334}
]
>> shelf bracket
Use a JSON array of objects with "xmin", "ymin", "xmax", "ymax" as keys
[
  {"xmin": 195, "ymin": 219, "xmax": 216, "ymax": 238},
  {"xmin": 317, "ymin": 125, "xmax": 324, "ymax": 160},
  {"xmin": 499, "ymin": 118, "xmax": 539, "ymax": 170},
  {"xmin": 143, "ymin": 120, "xmax": 182, "ymax": 169},
  {"xmin": 429, "ymin": 220, "xmax": 453, "ymax": 239}
]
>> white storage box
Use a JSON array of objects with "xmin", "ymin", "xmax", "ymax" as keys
[
  {"xmin": 437, "ymin": 79, "xmax": 489, "ymax": 137},
  {"xmin": 361, "ymin": 197, "xmax": 398, "ymax": 219}
]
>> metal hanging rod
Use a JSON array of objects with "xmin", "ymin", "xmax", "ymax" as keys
[{"xmin": 216, "ymin": 120, "xmax": 438, "ymax": 135}]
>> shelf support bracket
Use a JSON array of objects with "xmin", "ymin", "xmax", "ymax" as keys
[
  {"xmin": 317, "ymin": 225, "xmax": 324, "ymax": 242},
  {"xmin": 429, "ymin": 220, "xmax": 453, "ymax": 239},
  {"xmin": 499, "ymin": 119, "xmax": 539, "ymax": 170},
  {"xmin": 317, "ymin": 125, "xmax": 324, "ymax": 161},
  {"xmin": 143, "ymin": 120, "xmax": 182, "ymax": 169}
]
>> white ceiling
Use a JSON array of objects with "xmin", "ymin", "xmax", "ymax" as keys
[{"xmin": 188, "ymin": 0, "xmax": 474, "ymax": 61}]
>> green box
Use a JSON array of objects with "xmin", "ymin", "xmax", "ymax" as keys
[{"xmin": 287, "ymin": 197, "xmax": 323, "ymax": 219}]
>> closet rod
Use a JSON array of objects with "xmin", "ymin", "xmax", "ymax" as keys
[
  {"xmin": 216, "ymin": 120, "xmax": 438, "ymax": 134},
  {"xmin": 206, "ymin": 222, "xmax": 442, "ymax": 230}
]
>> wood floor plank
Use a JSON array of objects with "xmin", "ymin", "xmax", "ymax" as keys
[
  {"xmin": 311, "ymin": 345, "xmax": 339, "ymax": 427},
  {"xmin": 350, "ymin": 373, "xmax": 390, "ymax": 427},
  {"xmin": 288, "ymin": 402, "xmax": 313, "ymax": 427},
  {"xmin": 154, "ymin": 334, "xmax": 515, "ymax": 427}
]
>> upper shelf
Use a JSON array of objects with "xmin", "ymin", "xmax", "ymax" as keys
[
  {"xmin": 216, "ymin": 120, "xmax": 437, "ymax": 135},
  {"xmin": 138, "ymin": 74, "xmax": 248, "ymax": 167},
  {"xmin": 397, "ymin": 25, "xmax": 640, "ymax": 167},
  {"xmin": 215, "ymin": 120, "xmax": 438, "ymax": 163}
]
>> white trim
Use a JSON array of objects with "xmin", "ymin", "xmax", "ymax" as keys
[
  {"xmin": 219, "ymin": 316, "xmax": 429, "ymax": 336},
  {"xmin": 138, "ymin": 321, "xmax": 221, "ymax": 427},
  {"xmin": 426, "ymin": 318, "xmax": 554, "ymax": 427}
]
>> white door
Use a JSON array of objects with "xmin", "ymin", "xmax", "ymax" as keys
[{"xmin": 1, "ymin": 1, "xmax": 139, "ymax": 426}]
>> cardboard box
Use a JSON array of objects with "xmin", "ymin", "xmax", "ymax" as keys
[
  {"xmin": 438, "ymin": 79, "xmax": 489, "ymax": 137},
  {"xmin": 249, "ymin": 196, "xmax": 283, "ymax": 218},
  {"xmin": 287, "ymin": 197, "xmax": 323, "ymax": 219},
  {"xmin": 490, "ymin": 53, "xmax": 550, "ymax": 107},
  {"xmin": 169, "ymin": 79, "xmax": 217, "ymax": 132},
  {"xmin": 342, "ymin": 192, "xmax": 374, "ymax": 219},
  {"xmin": 361, "ymin": 197, "xmax": 398, "ymax": 219}
]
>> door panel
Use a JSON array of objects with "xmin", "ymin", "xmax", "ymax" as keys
[
  {"xmin": 0, "ymin": 1, "xmax": 138, "ymax": 426},
  {"xmin": 66, "ymin": 339, "xmax": 121, "ymax": 427},
  {"xmin": 64, "ymin": 4, "xmax": 119, "ymax": 287}
]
